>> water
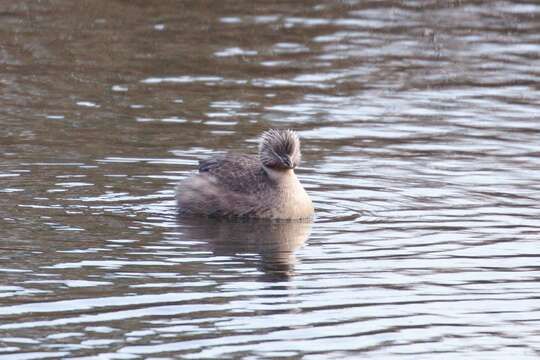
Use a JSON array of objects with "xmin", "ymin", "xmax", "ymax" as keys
[{"xmin": 1, "ymin": 0, "xmax": 540, "ymax": 358}]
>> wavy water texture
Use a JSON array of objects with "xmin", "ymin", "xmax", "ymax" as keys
[{"xmin": 1, "ymin": 0, "xmax": 540, "ymax": 359}]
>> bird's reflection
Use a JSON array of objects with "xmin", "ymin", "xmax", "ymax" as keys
[{"xmin": 177, "ymin": 217, "xmax": 312, "ymax": 281}]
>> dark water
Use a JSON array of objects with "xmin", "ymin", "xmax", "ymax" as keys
[{"xmin": 2, "ymin": 0, "xmax": 540, "ymax": 358}]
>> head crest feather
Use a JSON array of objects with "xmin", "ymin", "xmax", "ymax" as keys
[{"xmin": 259, "ymin": 129, "xmax": 301, "ymax": 170}]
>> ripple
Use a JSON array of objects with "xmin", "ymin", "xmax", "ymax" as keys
[
  {"xmin": 141, "ymin": 76, "xmax": 223, "ymax": 84},
  {"xmin": 2, "ymin": 1, "xmax": 540, "ymax": 359}
]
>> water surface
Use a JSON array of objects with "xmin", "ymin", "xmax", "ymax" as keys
[{"xmin": 1, "ymin": 1, "xmax": 540, "ymax": 359}]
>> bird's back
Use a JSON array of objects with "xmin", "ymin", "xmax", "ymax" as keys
[
  {"xmin": 177, "ymin": 153, "xmax": 275, "ymax": 217},
  {"xmin": 198, "ymin": 154, "xmax": 269, "ymax": 193}
]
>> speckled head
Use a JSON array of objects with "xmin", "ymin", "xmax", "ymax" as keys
[{"xmin": 259, "ymin": 129, "xmax": 301, "ymax": 170}]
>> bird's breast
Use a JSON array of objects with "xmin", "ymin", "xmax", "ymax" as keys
[{"xmin": 271, "ymin": 172, "xmax": 314, "ymax": 220}]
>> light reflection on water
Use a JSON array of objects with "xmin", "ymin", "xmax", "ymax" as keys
[{"xmin": 1, "ymin": 0, "xmax": 540, "ymax": 359}]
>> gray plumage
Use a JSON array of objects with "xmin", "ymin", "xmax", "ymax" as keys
[
  {"xmin": 176, "ymin": 129, "xmax": 314, "ymax": 219},
  {"xmin": 258, "ymin": 129, "xmax": 301, "ymax": 169}
]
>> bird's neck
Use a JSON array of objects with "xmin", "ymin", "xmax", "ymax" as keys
[{"xmin": 263, "ymin": 166, "xmax": 296, "ymax": 183}]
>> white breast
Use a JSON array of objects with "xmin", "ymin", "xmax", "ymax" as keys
[{"xmin": 266, "ymin": 168, "xmax": 314, "ymax": 220}]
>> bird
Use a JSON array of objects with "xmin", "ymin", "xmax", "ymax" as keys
[{"xmin": 176, "ymin": 129, "xmax": 314, "ymax": 219}]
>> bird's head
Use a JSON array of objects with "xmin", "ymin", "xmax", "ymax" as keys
[{"xmin": 259, "ymin": 129, "xmax": 301, "ymax": 171}]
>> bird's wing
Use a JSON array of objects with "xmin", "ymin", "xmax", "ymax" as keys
[{"xmin": 198, "ymin": 153, "xmax": 267, "ymax": 193}]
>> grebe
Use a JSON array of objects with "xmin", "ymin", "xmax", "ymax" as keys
[{"xmin": 176, "ymin": 129, "xmax": 314, "ymax": 219}]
